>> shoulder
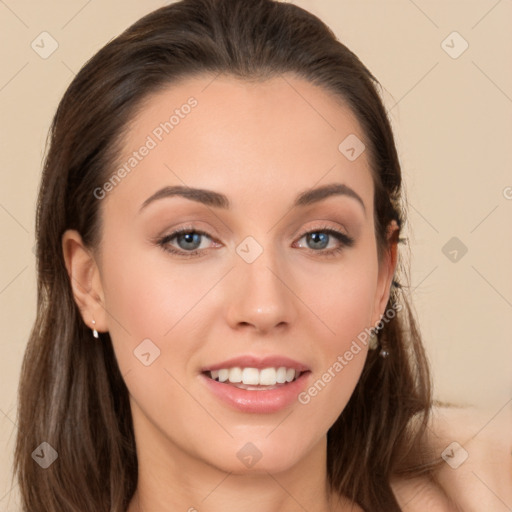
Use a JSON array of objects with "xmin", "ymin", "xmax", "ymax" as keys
[{"xmin": 391, "ymin": 403, "xmax": 512, "ymax": 511}]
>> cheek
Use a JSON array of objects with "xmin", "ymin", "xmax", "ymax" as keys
[
  {"xmin": 99, "ymin": 244, "xmax": 209, "ymax": 444},
  {"xmin": 98, "ymin": 235, "xmax": 202, "ymax": 376},
  {"xmin": 296, "ymin": 245, "xmax": 378, "ymax": 416},
  {"xmin": 301, "ymin": 244, "xmax": 379, "ymax": 350}
]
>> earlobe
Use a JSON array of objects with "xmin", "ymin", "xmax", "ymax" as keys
[{"xmin": 61, "ymin": 229, "xmax": 108, "ymax": 334}]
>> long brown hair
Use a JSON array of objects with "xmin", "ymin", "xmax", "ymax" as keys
[{"xmin": 14, "ymin": 0, "xmax": 437, "ymax": 510}]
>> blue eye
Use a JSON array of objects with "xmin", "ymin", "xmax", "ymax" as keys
[
  {"xmin": 295, "ymin": 228, "xmax": 355, "ymax": 256},
  {"xmin": 305, "ymin": 232, "xmax": 331, "ymax": 250},
  {"xmin": 156, "ymin": 225, "xmax": 354, "ymax": 259},
  {"xmin": 157, "ymin": 228, "xmax": 213, "ymax": 257},
  {"xmin": 173, "ymin": 231, "xmax": 204, "ymax": 251}
]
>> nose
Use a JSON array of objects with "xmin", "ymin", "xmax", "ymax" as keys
[{"xmin": 225, "ymin": 247, "xmax": 298, "ymax": 335}]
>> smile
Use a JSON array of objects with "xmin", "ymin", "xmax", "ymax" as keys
[
  {"xmin": 206, "ymin": 366, "xmax": 302, "ymax": 389},
  {"xmin": 201, "ymin": 371, "xmax": 311, "ymax": 413}
]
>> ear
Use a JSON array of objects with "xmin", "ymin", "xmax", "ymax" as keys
[
  {"xmin": 61, "ymin": 229, "xmax": 108, "ymax": 334},
  {"xmin": 371, "ymin": 220, "xmax": 399, "ymax": 327}
]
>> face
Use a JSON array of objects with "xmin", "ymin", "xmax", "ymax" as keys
[{"xmin": 76, "ymin": 74, "xmax": 396, "ymax": 476}]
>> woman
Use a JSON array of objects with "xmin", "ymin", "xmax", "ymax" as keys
[{"xmin": 13, "ymin": 0, "xmax": 511, "ymax": 511}]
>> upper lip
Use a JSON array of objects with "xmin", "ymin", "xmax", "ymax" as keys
[{"xmin": 201, "ymin": 355, "xmax": 310, "ymax": 373}]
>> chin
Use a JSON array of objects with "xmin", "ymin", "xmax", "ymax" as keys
[
  {"xmin": 215, "ymin": 454, "xmax": 303, "ymax": 476},
  {"xmin": 195, "ymin": 434, "xmax": 315, "ymax": 476}
]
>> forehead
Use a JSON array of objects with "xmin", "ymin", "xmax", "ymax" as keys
[{"xmin": 106, "ymin": 73, "xmax": 374, "ymax": 217}]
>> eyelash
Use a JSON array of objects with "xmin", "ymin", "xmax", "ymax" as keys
[{"xmin": 156, "ymin": 224, "xmax": 355, "ymax": 259}]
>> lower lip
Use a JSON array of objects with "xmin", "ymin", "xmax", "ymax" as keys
[{"xmin": 200, "ymin": 372, "xmax": 311, "ymax": 414}]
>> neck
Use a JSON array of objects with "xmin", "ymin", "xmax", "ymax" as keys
[{"xmin": 126, "ymin": 412, "xmax": 353, "ymax": 512}]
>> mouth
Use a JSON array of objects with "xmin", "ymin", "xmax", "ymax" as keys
[
  {"xmin": 203, "ymin": 366, "xmax": 305, "ymax": 391},
  {"xmin": 200, "ymin": 356, "xmax": 312, "ymax": 413}
]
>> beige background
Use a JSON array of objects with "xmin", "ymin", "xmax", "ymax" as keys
[{"xmin": 1, "ymin": 0, "xmax": 511, "ymax": 509}]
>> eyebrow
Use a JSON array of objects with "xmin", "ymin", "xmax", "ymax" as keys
[{"xmin": 139, "ymin": 183, "xmax": 366, "ymax": 215}]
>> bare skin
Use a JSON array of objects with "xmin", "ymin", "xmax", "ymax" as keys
[
  {"xmin": 63, "ymin": 74, "xmax": 398, "ymax": 512},
  {"xmin": 392, "ymin": 405, "xmax": 512, "ymax": 512}
]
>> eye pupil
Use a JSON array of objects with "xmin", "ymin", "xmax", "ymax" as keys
[{"xmin": 307, "ymin": 232, "xmax": 328, "ymax": 250}]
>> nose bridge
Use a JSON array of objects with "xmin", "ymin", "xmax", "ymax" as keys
[{"xmin": 227, "ymin": 235, "xmax": 296, "ymax": 331}]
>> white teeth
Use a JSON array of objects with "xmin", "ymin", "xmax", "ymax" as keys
[
  {"xmin": 228, "ymin": 367, "xmax": 242, "ymax": 383},
  {"xmin": 242, "ymin": 368, "xmax": 260, "ymax": 385},
  {"xmin": 259, "ymin": 368, "xmax": 276, "ymax": 386},
  {"xmin": 276, "ymin": 367, "xmax": 287, "ymax": 384},
  {"xmin": 208, "ymin": 366, "xmax": 301, "ymax": 386}
]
